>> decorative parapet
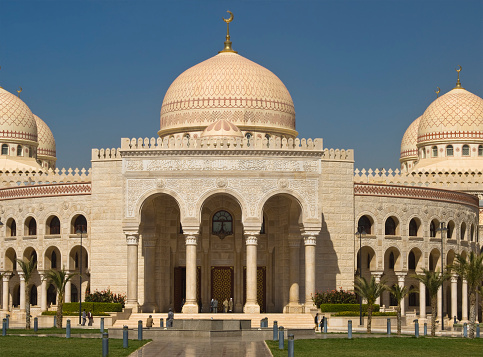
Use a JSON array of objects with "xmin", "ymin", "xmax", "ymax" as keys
[
  {"xmin": 92, "ymin": 148, "xmax": 121, "ymax": 161},
  {"xmin": 354, "ymin": 182, "xmax": 479, "ymax": 208},
  {"xmin": 0, "ymin": 182, "xmax": 91, "ymax": 201},
  {"xmin": 0, "ymin": 168, "xmax": 91, "ymax": 188}
]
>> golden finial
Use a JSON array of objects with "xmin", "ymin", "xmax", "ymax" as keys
[
  {"xmin": 435, "ymin": 87, "xmax": 440, "ymax": 98},
  {"xmin": 17, "ymin": 87, "xmax": 22, "ymax": 98},
  {"xmin": 219, "ymin": 10, "xmax": 237, "ymax": 54},
  {"xmin": 454, "ymin": 65, "xmax": 463, "ymax": 89}
]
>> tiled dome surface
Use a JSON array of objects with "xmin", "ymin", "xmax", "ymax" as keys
[
  {"xmin": 0, "ymin": 88, "xmax": 37, "ymax": 142},
  {"xmin": 34, "ymin": 114, "xmax": 56, "ymax": 158},
  {"xmin": 400, "ymin": 116, "xmax": 421, "ymax": 160}
]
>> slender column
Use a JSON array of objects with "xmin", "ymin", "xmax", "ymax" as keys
[
  {"xmin": 65, "ymin": 275, "xmax": 72, "ymax": 303},
  {"xmin": 244, "ymin": 232, "xmax": 260, "ymax": 313},
  {"xmin": 462, "ymin": 279, "xmax": 468, "ymax": 321},
  {"xmin": 288, "ymin": 237, "xmax": 301, "ymax": 308},
  {"xmin": 451, "ymin": 274, "xmax": 458, "ymax": 320},
  {"xmin": 19, "ymin": 272, "xmax": 26, "ymax": 311},
  {"xmin": 396, "ymin": 272, "xmax": 406, "ymax": 316},
  {"xmin": 182, "ymin": 233, "xmax": 199, "ymax": 314},
  {"xmin": 373, "ymin": 272, "xmax": 384, "ymax": 306},
  {"xmin": 437, "ymin": 286, "xmax": 442, "ymax": 322},
  {"xmin": 40, "ymin": 272, "xmax": 48, "ymax": 311},
  {"xmin": 126, "ymin": 233, "xmax": 140, "ymax": 312},
  {"xmin": 303, "ymin": 234, "xmax": 317, "ymax": 310},
  {"xmin": 2, "ymin": 273, "xmax": 12, "ymax": 311},
  {"xmin": 419, "ymin": 280, "xmax": 426, "ymax": 319}
]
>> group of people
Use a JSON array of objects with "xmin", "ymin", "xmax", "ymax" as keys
[
  {"xmin": 210, "ymin": 298, "xmax": 233, "ymax": 313},
  {"xmin": 146, "ymin": 308, "xmax": 175, "ymax": 328},
  {"xmin": 81, "ymin": 309, "xmax": 94, "ymax": 326}
]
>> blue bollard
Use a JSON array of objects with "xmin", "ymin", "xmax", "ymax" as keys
[
  {"xmin": 288, "ymin": 334, "xmax": 294, "ymax": 357},
  {"xmin": 123, "ymin": 326, "xmax": 129, "ymax": 348},
  {"xmin": 324, "ymin": 316, "xmax": 328, "ymax": 333},
  {"xmin": 34, "ymin": 317, "xmax": 38, "ymax": 332},
  {"xmin": 100, "ymin": 317, "xmax": 104, "ymax": 333},
  {"xmin": 278, "ymin": 326, "xmax": 284, "ymax": 350},
  {"xmin": 463, "ymin": 323, "xmax": 468, "ymax": 338},
  {"xmin": 387, "ymin": 318, "xmax": 391, "ymax": 335},
  {"xmin": 273, "ymin": 321, "xmax": 278, "ymax": 341},
  {"xmin": 414, "ymin": 319, "xmax": 419, "ymax": 338},
  {"xmin": 348, "ymin": 320, "xmax": 352, "ymax": 339},
  {"xmin": 102, "ymin": 332, "xmax": 109, "ymax": 357},
  {"xmin": 477, "ymin": 324, "xmax": 480, "ymax": 338},
  {"xmin": 424, "ymin": 323, "xmax": 427, "ymax": 336},
  {"xmin": 160, "ymin": 318, "xmax": 164, "ymax": 328},
  {"xmin": 53, "ymin": 315, "xmax": 57, "ymax": 328},
  {"xmin": 138, "ymin": 320, "xmax": 143, "ymax": 340},
  {"xmin": 6, "ymin": 315, "xmax": 9, "ymax": 329},
  {"xmin": 66, "ymin": 319, "xmax": 71, "ymax": 338},
  {"xmin": 2, "ymin": 318, "xmax": 6, "ymax": 336}
]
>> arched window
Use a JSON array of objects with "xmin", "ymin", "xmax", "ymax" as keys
[
  {"xmin": 212, "ymin": 210, "xmax": 233, "ymax": 239},
  {"xmin": 446, "ymin": 145, "xmax": 453, "ymax": 156},
  {"xmin": 28, "ymin": 218, "xmax": 37, "ymax": 236},
  {"xmin": 430, "ymin": 221, "xmax": 436, "ymax": 238},
  {"xmin": 461, "ymin": 222, "xmax": 466, "ymax": 240},
  {"xmin": 1, "ymin": 144, "xmax": 8, "ymax": 155},
  {"xmin": 470, "ymin": 224, "xmax": 475, "ymax": 242},
  {"xmin": 447, "ymin": 221, "xmax": 454, "ymax": 239},
  {"xmin": 421, "ymin": 148, "xmax": 426, "ymax": 159},
  {"xmin": 17, "ymin": 145, "xmax": 23, "ymax": 156},
  {"xmin": 389, "ymin": 252, "xmax": 395, "ymax": 269},
  {"xmin": 479, "ymin": 145, "xmax": 483, "ymax": 156},
  {"xmin": 75, "ymin": 252, "xmax": 79, "ymax": 269},
  {"xmin": 51, "ymin": 251, "xmax": 57, "ymax": 269},
  {"xmin": 385, "ymin": 217, "xmax": 396, "ymax": 235},
  {"xmin": 408, "ymin": 251, "xmax": 416, "ymax": 270},
  {"xmin": 9, "ymin": 219, "xmax": 17, "ymax": 237},
  {"xmin": 74, "ymin": 215, "xmax": 87, "ymax": 233},
  {"xmin": 49, "ymin": 216, "xmax": 61, "ymax": 235},
  {"xmin": 409, "ymin": 218, "xmax": 418, "ymax": 237},
  {"xmin": 357, "ymin": 216, "xmax": 372, "ymax": 235},
  {"xmin": 408, "ymin": 285, "xmax": 417, "ymax": 306},
  {"xmin": 462, "ymin": 145, "xmax": 470, "ymax": 156},
  {"xmin": 47, "ymin": 284, "xmax": 56, "ymax": 306},
  {"xmin": 30, "ymin": 285, "xmax": 38, "ymax": 306},
  {"xmin": 432, "ymin": 146, "xmax": 438, "ymax": 157}
]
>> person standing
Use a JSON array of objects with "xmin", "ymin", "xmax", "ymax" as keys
[
  {"xmin": 223, "ymin": 299, "xmax": 228, "ymax": 313},
  {"xmin": 167, "ymin": 308, "xmax": 174, "ymax": 328},
  {"xmin": 213, "ymin": 299, "xmax": 218, "ymax": 313},
  {"xmin": 146, "ymin": 315, "xmax": 154, "ymax": 328},
  {"xmin": 87, "ymin": 310, "xmax": 93, "ymax": 326},
  {"xmin": 314, "ymin": 313, "xmax": 319, "ymax": 331},
  {"xmin": 228, "ymin": 298, "xmax": 233, "ymax": 313},
  {"xmin": 82, "ymin": 309, "xmax": 87, "ymax": 326}
]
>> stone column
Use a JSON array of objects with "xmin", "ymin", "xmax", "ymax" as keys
[
  {"xmin": 287, "ymin": 237, "xmax": 301, "ymax": 310},
  {"xmin": 462, "ymin": 279, "xmax": 468, "ymax": 321},
  {"xmin": 244, "ymin": 232, "xmax": 260, "ymax": 313},
  {"xmin": 419, "ymin": 280, "xmax": 426, "ymax": 319},
  {"xmin": 65, "ymin": 277, "xmax": 72, "ymax": 303},
  {"xmin": 143, "ymin": 238, "xmax": 158, "ymax": 312},
  {"xmin": 303, "ymin": 234, "xmax": 317, "ymax": 310},
  {"xmin": 40, "ymin": 272, "xmax": 48, "ymax": 311},
  {"xmin": 396, "ymin": 272, "xmax": 406, "ymax": 316},
  {"xmin": 126, "ymin": 233, "xmax": 140, "ymax": 312},
  {"xmin": 19, "ymin": 272, "xmax": 26, "ymax": 311},
  {"xmin": 437, "ymin": 286, "xmax": 442, "ymax": 322},
  {"xmin": 2, "ymin": 273, "xmax": 11, "ymax": 311},
  {"xmin": 373, "ymin": 272, "xmax": 384, "ymax": 306},
  {"xmin": 182, "ymin": 233, "xmax": 199, "ymax": 314},
  {"xmin": 451, "ymin": 274, "xmax": 458, "ymax": 320}
]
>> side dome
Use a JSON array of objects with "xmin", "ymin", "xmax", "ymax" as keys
[
  {"xmin": 34, "ymin": 114, "xmax": 56, "ymax": 161},
  {"xmin": 201, "ymin": 119, "xmax": 244, "ymax": 139},
  {"xmin": 417, "ymin": 88, "xmax": 483, "ymax": 146},
  {"xmin": 0, "ymin": 87, "xmax": 38, "ymax": 144},
  {"xmin": 400, "ymin": 116, "xmax": 421, "ymax": 163},
  {"xmin": 159, "ymin": 52, "xmax": 296, "ymax": 138}
]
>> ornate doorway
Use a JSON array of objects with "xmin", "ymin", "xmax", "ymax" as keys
[
  {"xmin": 211, "ymin": 267, "xmax": 234, "ymax": 310},
  {"xmin": 243, "ymin": 266, "xmax": 266, "ymax": 313}
]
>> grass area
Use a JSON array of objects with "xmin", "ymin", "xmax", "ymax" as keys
[
  {"xmin": 0, "ymin": 336, "xmax": 149, "ymax": 357},
  {"xmin": 1, "ymin": 327, "xmax": 102, "ymax": 334},
  {"xmin": 266, "ymin": 337, "xmax": 483, "ymax": 357}
]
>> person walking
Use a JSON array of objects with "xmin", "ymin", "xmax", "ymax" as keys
[
  {"xmin": 81, "ymin": 309, "xmax": 87, "ymax": 326},
  {"xmin": 87, "ymin": 310, "xmax": 93, "ymax": 326},
  {"xmin": 314, "ymin": 313, "xmax": 319, "ymax": 331},
  {"xmin": 167, "ymin": 308, "xmax": 174, "ymax": 328},
  {"xmin": 223, "ymin": 299, "xmax": 229, "ymax": 313}
]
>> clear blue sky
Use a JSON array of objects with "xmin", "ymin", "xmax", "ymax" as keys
[{"xmin": 0, "ymin": 0, "xmax": 481, "ymax": 170}]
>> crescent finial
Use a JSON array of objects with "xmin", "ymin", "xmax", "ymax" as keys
[
  {"xmin": 17, "ymin": 87, "xmax": 22, "ymax": 98},
  {"xmin": 223, "ymin": 10, "xmax": 234, "ymax": 24},
  {"xmin": 219, "ymin": 10, "xmax": 237, "ymax": 54},
  {"xmin": 454, "ymin": 65, "xmax": 463, "ymax": 89},
  {"xmin": 435, "ymin": 87, "xmax": 440, "ymax": 98}
]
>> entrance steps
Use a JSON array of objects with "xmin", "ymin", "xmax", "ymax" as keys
[{"xmin": 113, "ymin": 313, "xmax": 315, "ymax": 329}]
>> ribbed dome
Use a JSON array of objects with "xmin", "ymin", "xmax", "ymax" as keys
[
  {"xmin": 0, "ymin": 87, "xmax": 37, "ymax": 144},
  {"xmin": 201, "ymin": 118, "xmax": 243, "ymax": 139},
  {"xmin": 159, "ymin": 52, "xmax": 296, "ymax": 137},
  {"xmin": 34, "ymin": 114, "xmax": 56, "ymax": 159},
  {"xmin": 417, "ymin": 88, "xmax": 483, "ymax": 146},
  {"xmin": 400, "ymin": 116, "xmax": 421, "ymax": 160}
]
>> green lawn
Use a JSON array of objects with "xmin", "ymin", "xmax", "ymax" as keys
[
  {"xmin": 266, "ymin": 337, "xmax": 483, "ymax": 357},
  {"xmin": 2, "ymin": 327, "xmax": 102, "ymax": 334},
  {"xmin": 0, "ymin": 336, "xmax": 149, "ymax": 357}
]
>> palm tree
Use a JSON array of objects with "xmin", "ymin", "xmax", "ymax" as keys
[
  {"xmin": 413, "ymin": 268, "xmax": 450, "ymax": 337},
  {"xmin": 450, "ymin": 251, "xmax": 483, "ymax": 339},
  {"xmin": 44, "ymin": 268, "xmax": 76, "ymax": 328},
  {"xmin": 354, "ymin": 276, "xmax": 387, "ymax": 333},
  {"xmin": 16, "ymin": 257, "xmax": 37, "ymax": 329},
  {"xmin": 388, "ymin": 284, "xmax": 417, "ymax": 335}
]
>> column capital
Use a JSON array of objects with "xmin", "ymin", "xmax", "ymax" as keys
[
  {"xmin": 451, "ymin": 274, "xmax": 459, "ymax": 283},
  {"xmin": 303, "ymin": 235, "xmax": 316, "ymax": 246},
  {"xmin": 18, "ymin": 271, "xmax": 25, "ymax": 280},
  {"xmin": 245, "ymin": 234, "xmax": 258, "ymax": 246},
  {"xmin": 372, "ymin": 271, "xmax": 384, "ymax": 279},
  {"xmin": 125, "ymin": 232, "xmax": 139, "ymax": 245},
  {"xmin": 2, "ymin": 272, "xmax": 12, "ymax": 282},
  {"xmin": 395, "ymin": 271, "xmax": 407, "ymax": 281},
  {"xmin": 185, "ymin": 232, "xmax": 198, "ymax": 246}
]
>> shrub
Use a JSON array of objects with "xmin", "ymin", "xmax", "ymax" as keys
[
  {"xmin": 334, "ymin": 311, "xmax": 397, "ymax": 317},
  {"xmin": 319, "ymin": 304, "xmax": 380, "ymax": 313},
  {"xmin": 41, "ymin": 310, "xmax": 109, "ymax": 316},
  {"xmin": 85, "ymin": 289, "xmax": 126, "ymax": 307},
  {"xmin": 63, "ymin": 302, "xmax": 122, "ymax": 314},
  {"xmin": 313, "ymin": 289, "xmax": 358, "ymax": 306}
]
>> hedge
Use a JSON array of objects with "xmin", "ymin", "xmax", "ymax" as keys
[
  {"xmin": 42, "ymin": 311, "xmax": 109, "ymax": 316},
  {"xmin": 62, "ymin": 302, "xmax": 122, "ymax": 314},
  {"xmin": 319, "ymin": 304, "xmax": 380, "ymax": 313},
  {"xmin": 334, "ymin": 311, "xmax": 397, "ymax": 317}
]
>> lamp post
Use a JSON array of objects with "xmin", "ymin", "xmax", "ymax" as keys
[
  {"xmin": 437, "ymin": 222, "xmax": 448, "ymax": 331},
  {"xmin": 355, "ymin": 226, "xmax": 366, "ymax": 326},
  {"xmin": 77, "ymin": 225, "xmax": 87, "ymax": 325}
]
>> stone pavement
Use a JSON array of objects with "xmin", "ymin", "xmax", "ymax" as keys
[{"xmin": 128, "ymin": 337, "xmax": 272, "ymax": 357}]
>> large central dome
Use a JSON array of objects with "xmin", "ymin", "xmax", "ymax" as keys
[{"xmin": 159, "ymin": 52, "xmax": 297, "ymax": 138}]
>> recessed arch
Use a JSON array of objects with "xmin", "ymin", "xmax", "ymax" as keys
[
  {"xmin": 46, "ymin": 215, "xmax": 61, "ymax": 235},
  {"xmin": 447, "ymin": 220, "xmax": 455, "ymax": 239},
  {"xmin": 25, "ymin": 216, "xmax": 37, "ymax": 236},
  {"xmin": 134, "ymin": 188, "xmax": 185, "ymax": 226},
  {"xmin": 357, "ymin": 215, "xmax": 374, "ymax": 235},
  {"xmin": 258, "ymin": 190, "xmax": 312, "ymax": 228},
  {"xmin": 5, "ymin": 247, "xmax": 17, "ymax": 271},
  {"xmin": 69, "ymin": 245, "xmax": 88, "ymax": 271},
  {"xmin": 461, "ymin": 222, "xmax": 467, "ymax": 241},
  {"xmin": 45, "ymin": 246, "xmax": 61, "ymax": 270},
  {"xmin": 384, "ymin": 247, "xmax": 402, "ymax": 271},
  {"xmin": 71, "ymin": 214, "xmax": 88, "ymax": 234},
  {"xmin": 408, "ymin": 247, "xmax": 423, "ymax": 271},
  {"xmin": 6, "ymin": 217, "xmax": 17, "ymax": 237},
  {"xmin": 408, "ymin": 217, "xmax": 421, "ymax": 237},
  {"xmin": 447, "ymin": 249, "xmax": 456, "ymax": 266},
  {"xmin": 429, "ymin": 248, "xmax": 441, "ymax": 271},
  {"xmin": 429, "ymin": 218, "xmax": 440, "ymax": 238},
  {"xmin": 384, "ymin": 216, "xmax": 399, "ymax": 236},
  {"xmin": 23, "ymin": 246, "xmax": 38, "ymax": 264},
  {"xmin": 197, "ymin": 188, "xmax": 248, "ymax": 227},
  {"xmin": 356, "ymin": 245, "xmax": 376, "ymax": 273}
]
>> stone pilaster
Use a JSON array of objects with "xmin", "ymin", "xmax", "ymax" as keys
[
  {"xmin": 451, "ymin": 274, "xmax": 458, "ymax": 321},
  {"xmin": 2, "ymin": 273, "xmax": 12, "ymax": 311},
  {"xmin": 125, "ymin": 232, "xmax": 139, "ymax": 312},
  {"xmin": 372, "ymin": 272, "xmax": 384, "ymax": 306},
  {"xmin": 396, "ymin": 272, "xmax": 406, "ymax": 316},
  {"xmin": 18, "ymin": 272, "xmax": 26, "ymax": 311},
  {"xmin": 419, "ymin": 280, "xmax": 426, "ymax": 319},
  {"xmin": 462, "ymin": 279, "xmax": 468, "ymax": 321},
  {"xmin": 243, "ymin": 232, "xmax": 260, "ymax": 313},
  {"xmin": 182, "ymin": 232, "xmax": 199, "ymax": 314}
]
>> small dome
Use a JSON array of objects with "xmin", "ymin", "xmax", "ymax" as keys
[
  {"xmin": 34, "ymin": 114, "xmax": 56, "ymax": 159},
  {"xmin": 201, "ymin": 119, "xmax": 244, "ymax": 139},
  {"xmin": 417, "ymin": 88, "xmax": 483, "ymax": 146},
  {"xmin": 0, "ymin": 87, "xmax": 37, "ymax": 144},
  {"xmin": 400, "ymin": 116, "xmax": 421, "ymax": 161},
  {"xmin": 160, "ymin": 52, "xmax": 296, "ymax": 138}
]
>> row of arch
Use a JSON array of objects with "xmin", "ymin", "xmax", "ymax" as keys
[
  {"xmin": 422, "ymin": 144, "xmax": 483, "ymax": 158},
  {"xmin": 358, "ymin": 215, "xmax": 477, "ymax": 241},
  {"xmin": 9, "ymin": 281, "xmax": 79, "ymax": 307},
  {"xmin": 5, "ymin": 214, "xmax": 87, "ymax": 237},
  {"xmin": 0, "ymin": 143, "xmax": 35, "ymax": 158}
]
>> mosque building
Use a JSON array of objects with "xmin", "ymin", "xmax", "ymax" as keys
[{"xmin": 0, "ymin": 13, "xmax": 481, "ymax": 324}]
